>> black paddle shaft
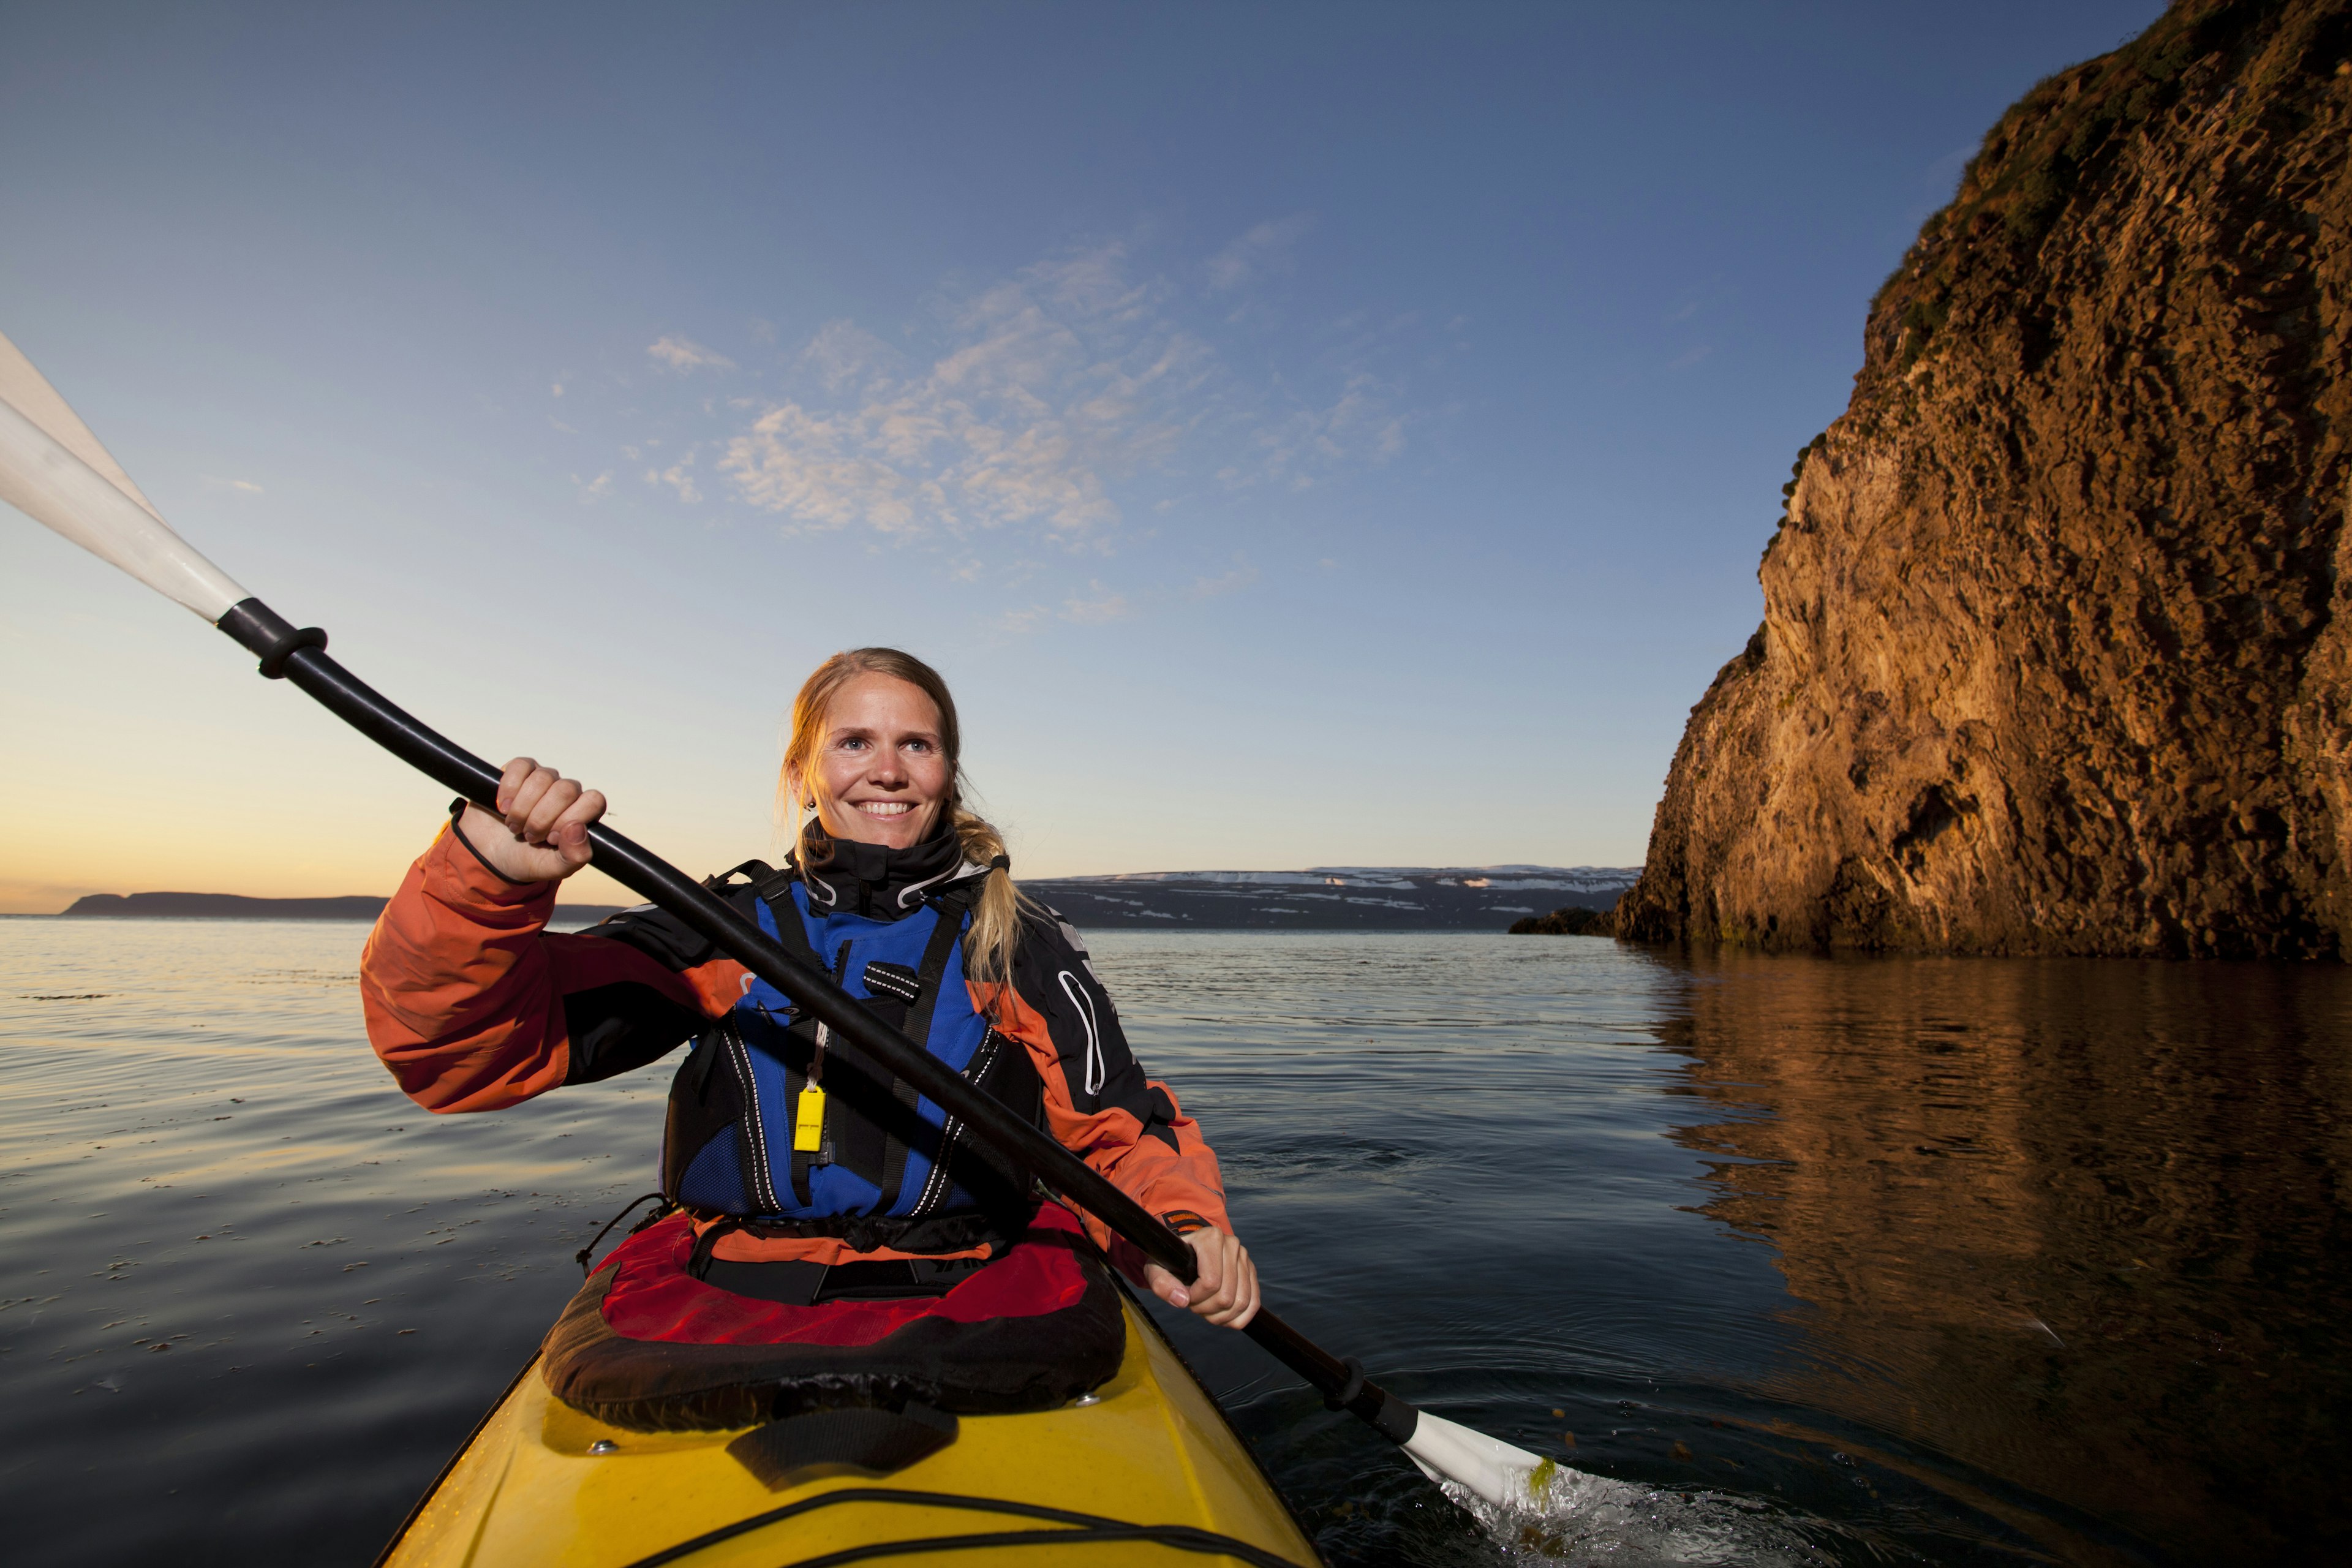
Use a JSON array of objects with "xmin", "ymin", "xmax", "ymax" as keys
[{"xmin": 216, "ymin": 597, "xmax": 1419, "ymax": 1447}]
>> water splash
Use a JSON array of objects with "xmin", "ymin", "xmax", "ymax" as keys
[{"xmin": 1437, "ymin": 1457, "xmax": 1829, "ymax": 1566}]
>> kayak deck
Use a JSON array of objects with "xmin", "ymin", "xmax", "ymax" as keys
[{"xmin": 381, "ymin": 1289, "xmax": 1321, "ymax": 1567}]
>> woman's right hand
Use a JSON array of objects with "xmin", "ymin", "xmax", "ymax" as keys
[{"xmin": 457, "ymin": 758, "xmax": 606, "ymax": 884}]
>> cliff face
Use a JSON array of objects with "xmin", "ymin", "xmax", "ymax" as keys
[{"xmin": 1618, "ymin": 0, "xmax": 2352, "ymax": 958}]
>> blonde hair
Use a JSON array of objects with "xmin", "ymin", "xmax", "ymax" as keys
[{"xmin": 778, "ymin": 647, "xmax": 1031, "ymax": 997}]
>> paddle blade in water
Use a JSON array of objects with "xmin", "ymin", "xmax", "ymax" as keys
[
  {"xmin": 1400, "ymin": 1409, "xmax": 1547, "ymax": 1510},
  {"xmin": 0, "ymin": 329, "xmax": 246, "ymax": 621}
]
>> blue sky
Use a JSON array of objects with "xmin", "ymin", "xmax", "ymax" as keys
[{"xmin": 0, "ymin": 1, "xmax": 2165, "ymax": 911}]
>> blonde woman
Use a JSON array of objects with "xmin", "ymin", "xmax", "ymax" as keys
[{"xmin": 360, "ymin": 648, "xmax": 1257, "ymax": 1344}]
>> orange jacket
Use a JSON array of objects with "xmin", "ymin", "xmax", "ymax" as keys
[{"xmin": 360, "ymin": 817, "xmax": 1230, "ymax": 1268}]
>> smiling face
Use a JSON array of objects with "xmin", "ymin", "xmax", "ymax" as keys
[{"xmin": 799, "ymin": 673, "xmax": 954, "ymax": 850}]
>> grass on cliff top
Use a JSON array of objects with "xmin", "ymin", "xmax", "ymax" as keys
[{"xmin": 1872, "ymin": 0, "xmax": 2345, "ymax": 371}]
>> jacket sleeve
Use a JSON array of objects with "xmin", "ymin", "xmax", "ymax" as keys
[
  {"xmin": 977, "ymin": 907, "xmax": 1232, "ymax": 1263},
  {"xmin": 358, "ymin": 812, "xmax": 747, "ymax": 1113}
]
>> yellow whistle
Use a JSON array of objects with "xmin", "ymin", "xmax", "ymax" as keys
[{"xmin": 793, "ymin": 1085, "xmax": 826, "ymax": 1153}]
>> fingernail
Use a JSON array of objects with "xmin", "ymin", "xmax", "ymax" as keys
[{"xmin": 1170, "ymin": 1291, "xmax": 1188, "ymax": 1306}]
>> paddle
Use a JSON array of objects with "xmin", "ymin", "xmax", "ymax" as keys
[{"xmin": 0, "ymin": 327, "xmax": 1548, "ymax": 1514}]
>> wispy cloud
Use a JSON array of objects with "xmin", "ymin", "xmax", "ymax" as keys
[
  {"xmin": 648, "ymin": 334, "xmax": 736, "ymax": 372},
  {"xmin": 202, "ymin": 475, "xmax": 264, "ymax": 494},
  {"xmin": 802, "ymin": 320, "xmax": 897, "ymax": 391},
  {"xmin": 1661, "ymin": 279, "xmax": 1737, "ymax": 366},
  {"xmin": 1224, "ymin": 371, "xmax": 1406, "ymax": 489},
  {"xmin": 723, "ymin": 404, "xmax": 933, "ymax": 534},
  {"xmin": 1061, "ymin": 581, "xmax": 1130, "ymax": 623},
  {"xmin": 720, "ymin": 241, "xmax": 1214, "ymax": 546},
  {"xmin": 584, "ymin": 232, "xmax": 1424, "ymax": 617},
  {"xmin": 715, "ymin": 238, "xmax": 1411, "ymax": 545},
  {"xmin": 1207, "ymin": 214, "xmax": 1314, "ymax": 292},
  {"xmin": 1190, "ymin": 557, "xmax": 1259, "ymax": 599},
  {"xmin": 648, "ymin": 451, "xmax": 702, "ymax": 503}
]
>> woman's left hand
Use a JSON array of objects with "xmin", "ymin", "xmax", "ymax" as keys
[{"xmin": 1144, "ymin": 1227, "xmax": 1259, "ymax": 1330}]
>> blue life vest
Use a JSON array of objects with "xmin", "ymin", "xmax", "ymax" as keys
[{"xmin": 660, "ymin": 872, "xmax": 1042, "ymax": 1229}]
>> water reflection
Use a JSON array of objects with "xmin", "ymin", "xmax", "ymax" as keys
[
  {"xmin": 9, "ymin": 921, "xmax": 2342, "ymax": 1566},
  {"xmin": 1662, "ymin": 952, "xmax": 2352, "ymax": 1563}
]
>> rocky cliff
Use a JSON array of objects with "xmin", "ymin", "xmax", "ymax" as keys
[{"xmin": 1617, "ymin": 0, "xmax": 2352, "ymax": 958}]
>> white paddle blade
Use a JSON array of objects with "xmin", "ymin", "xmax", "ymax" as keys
[
  {"xmin": 0, "ymin": 352, "xmax": 245, "ymax": 622},
  {"xmin": 1401, "ymin": 1410, "xmax": 1547, "ymax": 1512},
  {"xmin": 0, "ymin": 330, "xmax": 165, "ymax": 522}
]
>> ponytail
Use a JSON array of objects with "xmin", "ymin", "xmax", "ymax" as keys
[{"xmin": 948, "ymin": 808, "xmax": 1029, "ymax": 992}]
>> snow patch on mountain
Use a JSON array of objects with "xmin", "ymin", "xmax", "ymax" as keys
[{"xmin": 1058, "ymin": 865, "xmax": 1640, "ymax": 890}]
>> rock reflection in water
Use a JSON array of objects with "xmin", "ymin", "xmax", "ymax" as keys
[{"xmin": 1664, "ymin": 952, "xmax": 2352, "ymax": 1562}]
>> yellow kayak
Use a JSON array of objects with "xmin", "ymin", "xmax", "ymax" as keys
[{"xmin": 378, "ymin": 1284, "xmax": 1322, "ymax": 1567}]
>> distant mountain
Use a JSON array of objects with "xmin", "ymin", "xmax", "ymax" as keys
[
  {"xmin": 57, "ymin": 891, "xmax": 629, "ymax": 924},
  {"xmin": 1022, "ymin": 867, "xmax": 1639, "ymax": 932},
  {"xmin": 61, "ymin": 892, "xmax": 390, "ymax": 920},
  {"xmin": 51, "ymin": 869, "xmax": 1636, "ymax": 932}
]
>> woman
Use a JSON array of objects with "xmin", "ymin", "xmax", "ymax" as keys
[{"xmin": 359, "ymin": 647, "xmax": 1257, "ymax": 1330}]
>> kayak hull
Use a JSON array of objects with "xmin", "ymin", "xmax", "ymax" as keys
[{"xmin": 380, "ymin": 1287, "xmax": 1321, "ymax": 1567}]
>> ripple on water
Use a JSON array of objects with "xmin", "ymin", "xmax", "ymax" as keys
[
  {"xmin": 7, "ymin": 921, "xmax": 2345, "ymax": 1564},
  {"xmin": 1447, "ymin": 1463, "xmax": 1828, "ymax": 1568}
]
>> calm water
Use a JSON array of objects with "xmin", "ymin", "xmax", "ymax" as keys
[{"xmin": 2, "ymin": 919, "xmax": 2346, "ymax": 1566}]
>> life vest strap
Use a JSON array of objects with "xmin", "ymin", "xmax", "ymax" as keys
[
  {"xmin": 688, "ymin": 1214, "xmax": 747, "ymax": 1280},
  {"xmin": 877, "ymin": 900, "xmax": 969, "ymax": 1213},
  {"xmin": 749, "ymin": 873, "xmax": 829, "ymax": 1208}
]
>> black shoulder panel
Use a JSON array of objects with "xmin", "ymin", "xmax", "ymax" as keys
[
  {"xmin": 581, "ymin": 877, "xmax": 767, "ymax": 973},
  {"xmin": 562, "ymin": 873, "xmax": 767, "ymax": 1085},
  {"xmin": 1011, "ymin": 907, "xmax": 1169, "ymax": 1139},
  {"xmin": 564, "ymin": 983, "xmax": 708, "ymax": 1083}
]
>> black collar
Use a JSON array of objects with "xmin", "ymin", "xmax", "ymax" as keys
[{"xmin": 793, "ymin": 824, "xmax": 974, "ymax": 920}]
